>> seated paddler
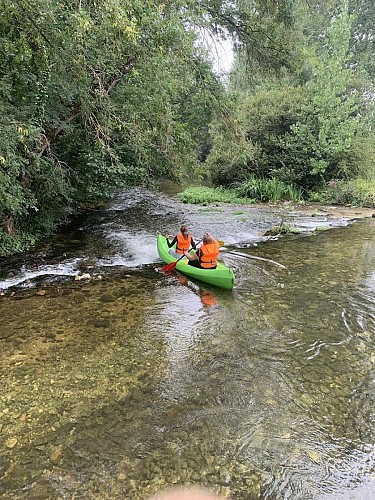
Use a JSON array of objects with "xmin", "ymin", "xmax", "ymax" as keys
[
  {"xmin": 166, "ymin": 225, "xmax": 196, "ymax": 258},
  {"xmin": 183, "ymin": 232, "xmax": 220, "ymax": 269}
]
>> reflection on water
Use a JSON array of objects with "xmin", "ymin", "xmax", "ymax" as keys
[
  {"xmin": 0, "ymin": 191, "xmax": 375, "ymax": 499},
  {"xmin": 233, "ymin": 223, "xmax": 375, "ymax": 499}
]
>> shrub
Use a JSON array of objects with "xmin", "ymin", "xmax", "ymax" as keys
[
  {"xmin": 235, "ymin": 177, "xmax": 302, "ymax": 202},
  {"xmin": 176, "ymin": 186, "xmax": 251, "ymax": 204},
  {"xmin": 314, "ymin": 179, "xmax": 375, "ymax": 207}
]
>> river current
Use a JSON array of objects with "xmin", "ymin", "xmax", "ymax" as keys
[{"xmin": 0, "ymin": 187, "xmax": 375, "ymax": 499}]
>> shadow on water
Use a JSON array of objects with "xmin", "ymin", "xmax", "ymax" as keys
[{"xmin": 1, "ymin": 188, "xmax": 375, "ymax": 499}]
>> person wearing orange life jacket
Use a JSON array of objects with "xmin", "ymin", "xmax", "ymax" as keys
[
  {"xmin": 183, "ymin": 232, "xmax": 220, "ymax": 269},
  {"xmin": 166, "ymin": 225, "xmax": 196, "ymax": 258}
]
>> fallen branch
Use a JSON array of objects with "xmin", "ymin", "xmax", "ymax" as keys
[{"xmin": 225, "ymin": 250, "xmax": 287, "ymax": 270}]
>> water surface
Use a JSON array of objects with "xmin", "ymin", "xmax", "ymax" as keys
[{"xmin": 1, "ymin": 188, "xmax": 375, "ymax": 499}]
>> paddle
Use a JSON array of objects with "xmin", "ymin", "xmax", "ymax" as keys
[
  {"xmin": 161, "ymin": 238, "xmax": 224, "ymax": 272},
  {"xmin": 161, "ymin": 239, "xmax": 202, "ymax": 272}
]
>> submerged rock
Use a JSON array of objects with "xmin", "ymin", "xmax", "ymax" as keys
[
  {"xmin": 49, "ymin": 445, "xmax": 64, "ymax": 464},
  {"xmin": 5, "ymin": 437, "xmax": 18, "ymax": 449},
  {"xmin": 74, "ymin": 273, "xmax": 91, "ymax": 281}
]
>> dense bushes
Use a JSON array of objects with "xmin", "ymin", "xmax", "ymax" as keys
[
  {"xmin": 310, "ymin": 179, "xmax": 375, "ymax": 207},
  {"xmin": 206, "ymin": 3, "xmax": 375, "ymax": 205}
]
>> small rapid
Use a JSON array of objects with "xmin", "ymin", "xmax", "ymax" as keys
[{"xmin": 0, "ymin": 187, "xmax": 362, "ymax": 291}]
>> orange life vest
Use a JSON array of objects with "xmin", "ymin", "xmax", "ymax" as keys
[
  {"xmin": 199, "ymin": 241, "xmax": 220, "ymax": 268},
  {"xmin": 176, "ymin": 233, "xmax": 191, "ymax": 254}
]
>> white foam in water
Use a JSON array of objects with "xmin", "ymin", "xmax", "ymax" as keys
[
  {"xmin": 97, "ymin": 230, "xmax": 159, "ymax": 267},
  {"xmin": 0, "ymin": 259, "xmax": 82, "ymax": 290},
  {"xmin": 365, "ymin": 270, "xmax": 375, "ymax": 292}
]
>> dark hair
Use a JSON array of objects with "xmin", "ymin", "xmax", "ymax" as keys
[{"xmin": 180, "ymin": 225, "xmax": 188, "ymax": 234}]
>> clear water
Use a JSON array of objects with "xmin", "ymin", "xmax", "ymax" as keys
[{"xmin": 0, "ymin": 188, "xmax": 375, "ymax": 499}]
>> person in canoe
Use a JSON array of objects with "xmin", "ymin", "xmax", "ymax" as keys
[
  {"xmin": 166, "ymin": 225, "xmax": 196, "ymax": 258},
  {"xmin": 183, "ymin": 232, "xmax": 220, "ymax": 269}
]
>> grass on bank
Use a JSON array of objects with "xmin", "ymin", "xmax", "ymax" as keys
[
  {"xmin": 177, "ymin": 186, "xmax": 251, "ymax": 204},
  {"xmin": 235, "ymin": 177, "xmax": 302, "ymax": 202},
  {"xmin": 178, "ymin": 177, "xmax": 375, "ymax": 208},
  {"xmin": 177, "ymin": 178, "xmax": 302, "ymax": 205}
]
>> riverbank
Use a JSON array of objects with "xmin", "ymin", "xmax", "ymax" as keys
[{"xmin": 257, "ymin": 201, "xmax": 375, "ymax": 220}]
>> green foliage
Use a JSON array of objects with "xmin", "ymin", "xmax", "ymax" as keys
[
  {"xmin": 207, "ymin": 85, "xmax": 304, "ymax": 185},
  {"xmin": 196, "ymin": 0, "xmax": 301, "ymax": 74},
  {"xmin": 0, "ymin": 231, "xmax": 37, "ymax": 256},
  {"xmin": 2, "ymin": 0, "xmax": 375, "ymax": 256},
  {"xmin": 287, "ymin": 2, "xmax": 363, "ymax": 186},
  {"xmin": 349, "ymin": 0, "xmax": 375, "ymax": 80},
  {"xmin": 0, "ymin": 0, "xmax": 224, "ymax": 254},
  {"xmin": 175, "ymin": 59, "xmax": 225, "ymax": 162},
  {"xmin": 264, "ymin": 221, "xmax": 301, "ymax": 236},
  {"xmin": 310, "ymin": 179, "xmax": 375, "ymax": 207},
  {"xmin": 177, "ymin": 186, "xmax": 251, "ymax": 204},
  {"xmin": 208, "ymin": 2, "xmax": 375, "ymax": 200},
  {"xmin": 205, "ymin": 97, "xmax": 258, "ymax": 186},
  {"xmin": 235, "ymin": 177, "xmax": 302, "ymax": 202}
]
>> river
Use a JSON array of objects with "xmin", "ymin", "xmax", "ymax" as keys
[{"xmin": 0, "ymin": 186, "xmax": 375, "ymax": 499}]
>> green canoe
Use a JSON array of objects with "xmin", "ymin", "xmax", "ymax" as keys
[{"xmin": 157, "ymin": 234, "xmax": 235, "ymax": 290}]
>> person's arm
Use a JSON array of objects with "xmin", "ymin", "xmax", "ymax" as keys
[
  {"xmin": 190, "ymin": 237, "xmax": 196, "ymax": 250},
  {"xmin": 184, "ymin": 249, "xmax": 199, "ymax": 261},
  {"xmin": 167, "ymin": 236, "xmax": 177, "ymax": 248}
]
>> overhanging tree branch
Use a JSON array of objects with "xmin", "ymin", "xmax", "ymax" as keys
[{"xmin": 37, "ymin": 56, "xmax": 137, "ymax": 158}]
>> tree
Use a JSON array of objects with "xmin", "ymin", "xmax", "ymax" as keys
[
  {"xmin": 349, "ymin": 0, "xmax": 375, "ymax": 80},
  {"xmin": 0, "ymin": 0, "xmax": 222, "ymax": 254},
  {"xmin": 284, "ymin": 0, "xmax": 368, "ymax": 187},
  {"xmin": 208, "ymin": 0, "xmax": 374, "ymax": 193}
]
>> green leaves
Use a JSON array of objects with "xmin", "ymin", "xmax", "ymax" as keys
[
  {"xmin": 290, "ymin": 3, "xmax": 363, "ymax": 183},
  {"xmin": 2, "ymin": 0, "xmax": 374, "ymax": 255},
  {"xmin": 0, "ymin": 0, "xmax": 226, "ymax": 254},
  {"xmin": 208, "ymin": 1, "xmax": 374, "ymax": 195}
]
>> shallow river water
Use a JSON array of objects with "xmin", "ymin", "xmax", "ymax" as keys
[{"xmin": 1, "ymin": 187, "xmax": 375, "ymax": 499}]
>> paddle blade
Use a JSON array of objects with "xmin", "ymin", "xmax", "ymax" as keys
[{"xmin": 161, "ymin": 261, "xmax": 178, "ymax": 272}]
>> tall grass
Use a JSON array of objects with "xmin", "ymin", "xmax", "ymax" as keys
[
  {"xmin": 235, "ymin": 177, "xmax": 302, "ymax": 202},
  {"xmin": 177, "ymin": 186, "xmax": 251, "ymax": 204}
]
